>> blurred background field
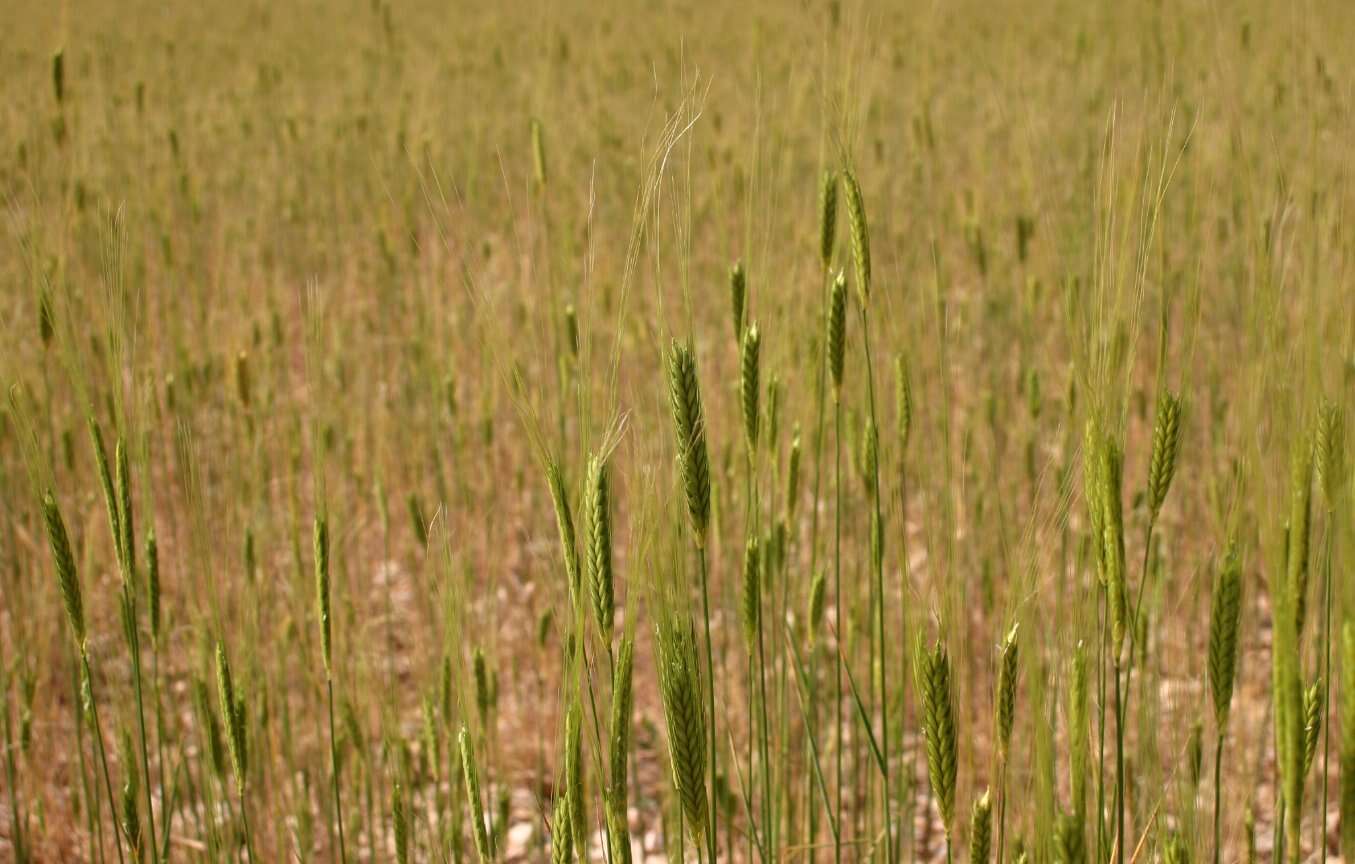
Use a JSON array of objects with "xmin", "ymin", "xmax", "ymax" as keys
[{"xmin": 2, "ymin": 0, "xmax": 1353, "ymax": 861}]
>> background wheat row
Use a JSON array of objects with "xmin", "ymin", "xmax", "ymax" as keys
[{"xmin": 2, "ymin": 0, "xmax": 1354, "ymax": 862}]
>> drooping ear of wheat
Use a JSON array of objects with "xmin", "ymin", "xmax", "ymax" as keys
[
  {"xmin": 215, "ymin": 641, "xmax": 246, "ymax": 795},
  {"xmin": 1208, "ymin": 545, "xmax": 1242, "ymax": 730},
  {"xmin": 827, "ymin": 272, "xmax": 847, "ymax": 399},
  {"xmin": 842, "ymin": 169, "xmax": 871, "ymax": 305},
  {"xmin": 460, "ymin": 726, "xmax": 492, "ymax": 862},
  {"xmin": 1315, "ymin": 399, "xmax": 1346, "ymax": 506},
  {"xmin": 545, "ymin": 456, "xmax": 582, "ymax": 606},
  {"xmin": 42, "ymin": 492, "xmax": 85, "ymax": 648},
  {"xmin": 740, "ymin": 323, "xmax": 761, "ymax": 453},
  {"xmin": 971, "ymin": 789, "xmax": 992, "ymax": 864},
  {"xmin": 730, "ymin": 260, "xmax": 747, "ymax": 341},
  {"xmin": 1303, "ymin": 679, "xmax": 1323, "ymax": 777},
  {"xmin": 667, "ymin": 340, "xmax": 712, "ymax": 545},
  {"xmin": 587, "ymin": 455, "xmax": 615, "ymax": 644},
  {"xmin": 915, "ymin": 636, "xmax": 958, "ymax": 836},
  {"xmin": 1146, "ymin": 391, "xmax": 1183, "ymax": 521},
  {"xmin": 819, "ymin": 169, "xmax": 838, "ymax": 269},
  {"xmin": 653, "ymin": 605, "xmax": 709, "ymax": 844}
]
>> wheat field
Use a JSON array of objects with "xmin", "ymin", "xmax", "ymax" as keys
[{"xmin": 1, "ymin": 0, "xmax": 1353, "ymax": 862}]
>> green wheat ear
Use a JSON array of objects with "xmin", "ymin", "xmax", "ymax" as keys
[
  {"xmin": 1098, "ymin": 437, "xmax": 1128, "ymax": 652},
  {"xmin": 827, "ymin": 271, "xmax": 847, "ymax": 397},
  {"xmin": 1164, "ymin": 830, "xmax": 1191, "ymax": 864},
  {"xmin": 787, "ymin": 429, "xmax": 802, "ymax": 517},
  {"xmin": 842, "ymin": 168, "xmax": 871, "ymax": 305},
  {"xmin": 740, "ymin": 537, "xmax": 761, "ymax": 651},
  {"xmin": 730, "ymin": 260, "xmax": 747, "ymax": 341},
  {"xmin": 459, "ymin": 726, "xmax": 492, "ymax": 862},
  {"xmin": 740, "ymin": 323, "xmax": 761, "ymax": 453},
  {"xmin": 995, "ymin": 624, "xmax": 1019, "ymax": 763},
  {"xmin": 545, "ymin": 455, "xmax": 582, "ymax": 606},
  {"xmin": 915, "ymin": 636, "xmax": 958, "ymax": 834},
  {"xmin": 1068, "ymin": 642, "xmax": 1089, "ymax": 817},
  {"xmin": 971, "ymin": 788, "xmax": 992, "ymax": 864},
  {"xmin": 52, "ymin": 48, "xmax": 65, "ymax": 105},
  {"xmin": 1315, "ymin": 398, "xmax": 1346, "ymax": 507},
  {"xmin": 1082, "ymin": 419, "xmax": 1106, "ymax": 583},
  {"xmin": 42, "ymin": 492, "xmax": 85, "ymax": 648},
  {"xmin": 586, "ymin": 454, "xmax": 615, "ymax": 643},
  {"xmin": 1146, "ymin": 390, "xmax": 1183, "ymax": 519},
  {"xmin": 654, "ymin": 606, "xmax": 708, "ymax": 843},
  {"xmin": 215, "ymin": 641, "xmax": 247, "ymax": 794},
  {"xmin": 530, "ymin": 117, "xmax": 548, "ymax": 188},
  {"xmin": 145, "ymin": 528, "xmax": 160, "ymax": 644},
  {"xmin": 315, "ymin": 516, "xmax": 332, "ymax": 678},
  {"xmin": 667, "ymin": 339, "xmax": 712, "ymax": 545},
  {"xmin": 551, "ymin": 791, "xmax": 572, "ymax": 864},
  {"xmin": 610, "ymin": 634, "xmax": 634, "ymax": 802},
  {"xmin": 894, "ymin": 353, "xmax": 913, "ymax": 454},
  {"xmin": 1208, "ymin": 544, "xmax": 1243, "ymax": 729},
  {"xmin": 1303, "ymin": 678, "xmax": 1323, "ymax": 776},
  {"xmin": 819, "ymin": 169, "xmax": 838, "ymax": 269},
  {"xmin": 1055, "ymin": 809, "xmax": 1086, "ymax": 864}
]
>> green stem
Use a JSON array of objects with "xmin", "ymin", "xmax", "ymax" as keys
[
  {"xmin": 696, "ymin": 548, "xmax": 718, "ymax": 864},
  {"xmin": 833, "ymin": 394, "xmax": 844, "ymax": 864},
  {"xmin": 1213, "ymin": 732, "xmax": 1224, "ymax": 864},
  {"xmin": 327, "ymin": 677, "xmax": 348, "ymax": 863},
  {"xmin": 124, "ymin": 587, "xmax": 159, "ymax": 862},
  {"xmin": 85, "ymin": 653, "xmax": 128, "ymax": 864},
  {"xmin": 1113, "ymin": 657, "xmax": 1125, "ymax": 864}
]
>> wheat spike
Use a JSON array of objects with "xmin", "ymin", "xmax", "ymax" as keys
[
  {"xmin": 740, "ymin": 323, "xmax": 761, "ymax": 453},
  {"xmin": 667, "ymin": 340, "xmax": 712, "ymax": 545},
  {"xmin": 895, "ymin": 353, "xmax": 913, "ymax": 455},
  {"xmin": 1055, "ymin": 809, "xmax": 1086, "ymax": 864},
  {"xmin": 393, "ymin": 781, "xmax": 409, "ymax": 864},
  {"xmin": 545, "ymin": 456, "xmax": 582, "ymax": 605},
  {"xmin": 215, "ymin": 641, "xmax": 247, "ymax": 794},
  {"xmin": 740, "ymin": 537, "xmax": 761, "ymax": 651},
  {"xmin": 1098, "ymin": 438, "xmax": 1128, "ymax": 652},
  {"xmin": 587, "ymin": 455, "xmax": 615, "ymax": 643},
  {"xmin": 787, "ymin": 428, "xmax": 802, "ymax": 517},
  {"xmin": 819, "ymin": 169, "xmax": 838, "ymax": 268},
  {"xmin": 315, "ymin": 516, "xmax": 332, "ymax": 678},
  {"xmin": 730, "ymin": 260, "xmax": 747, "ymax": 341},
  {"xmin": 995, "ymin": 624, "xmax": 1019, "ymax": 763},
  {"xmin": 1303, "ymin": 678, "xmax": 1323, "ymax": 776},
  {"xmin": 1287, "ymin": 434, "xmax": 1314, "ymax": 635},
  {"xmin": 971, "ymin": 788, "xmax": 993, "ymax": 864},
  {"xmin": 530, "ymin": 117, "xmax": 548, "ymax": 188},
  {"xmin": 842, "ymin": 169, "xmax": 871, "ymax": 305},
  {"xmin": 41, "ymin": 492, "xmax": 85, "ymax": 648},
  {"xmin": 1069, "ymin": 643, "xmax": 1089, "ymax": 817},
  {"xmin": 564, "ymin": 700, "xmax": 586, "ymax": 855},
  {"xmin": 459, "ymin": 726, "xmax": 492, "ymax": 862},
  {"xmin": 145, "ymin": 528, "xmax": 161, "ymax": 644},
  {"xmin": 1207, "ymin": 544, "xmax": 1243, "ymax": 729},
  {"xmin": 808, "ymin": 570, "xmax": 827, "ymax": 644},
  {"xmin": 1146, "ymin": 390, "xmax": 1183, "ymax": 519},
  {"xmin": 915, "ymin": 637, "xmax": 958, "ymax": 834},
  {"xmin": 551, "ymin": 791, "xmax": 573, "ymax": 864},
  {"xmin": 610, "ymin": 634, "xmax": 634, "ymax": 803},
  {"xmin": 1316, "ymin": 398, "xmax": 1346, "ymax": 507},
  {"xmin": 654, "ymin": 607, "xmax": 709, "ymax": 842}
]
